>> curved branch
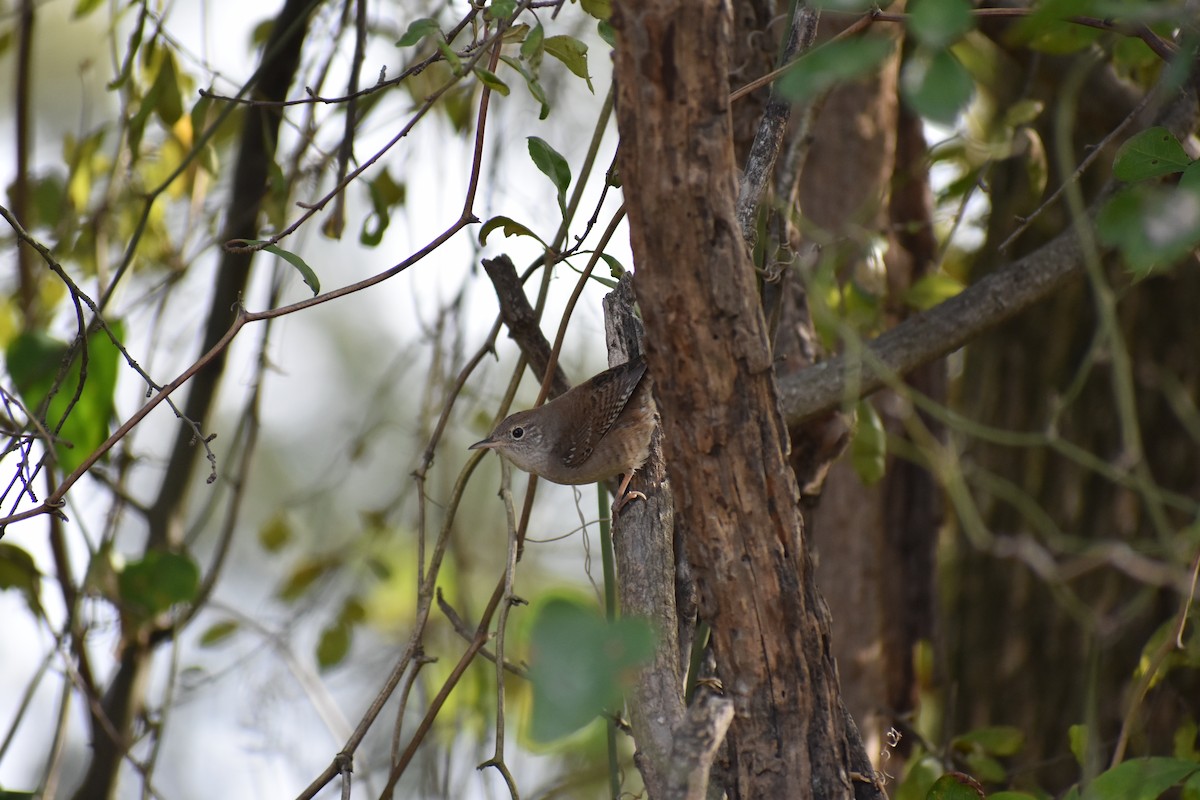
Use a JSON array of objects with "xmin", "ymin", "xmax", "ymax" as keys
[{"xmin": 779, "ymin": 223, "xmax": 1084, "ymax": 424}]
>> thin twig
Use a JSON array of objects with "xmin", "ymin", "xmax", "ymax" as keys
[{"xmin": 478, "ymin": 459, "xmax": 522, "ymax": 800}]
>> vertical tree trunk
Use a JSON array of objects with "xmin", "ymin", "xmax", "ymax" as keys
[{"xmin": 611, "ymin": 2, "xmax": 882, "ymax": 796}]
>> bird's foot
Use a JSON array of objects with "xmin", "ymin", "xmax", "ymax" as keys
[{"xmin": 612, "ymin": 488, "xmax": 647, "ymax": 516}]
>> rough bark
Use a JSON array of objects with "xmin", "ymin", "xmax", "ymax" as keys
[
  {"xmin": 611, "ymin": 1, "xmax": 882, "ymax": 797},
  {"xmin": 781, "ymin": 9, "xmax": 917, "ymax": 763},
  {"xmin": 604, "ymin": 278, "xmax": 685, "ymax": 800}
]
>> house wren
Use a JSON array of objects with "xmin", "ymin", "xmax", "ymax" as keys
[{"xmin": 470, "ymin": 356, "xmax": 656, "ymax": 510}]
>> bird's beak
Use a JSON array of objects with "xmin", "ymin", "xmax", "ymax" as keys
[{"xmin": 469, "ymin": 437, "xmax": 498, "ymax": 451}]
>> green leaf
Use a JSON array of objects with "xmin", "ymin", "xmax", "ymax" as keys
[
  {"xmin": 1174, "ymin": 719, "xmax": 1199, "ymax": 760},
  {"xmin": 898, "ymin": 755, "xmax": 943, "ymax": 800},
  {"xmin": 902, "ymin": 48, "xmax": 973, "ymax": 125},
  {"xmin": 1096, "ymin": 184, "xmax": 1200, "ymax": 276},
  {"xmin": 528, "ymin": 595, "xmax": 655, "ymax": 742},
  {"xmin": 258, "ymin": 513, "xmax": 292, "ymax": 552},
  {"xmin": 502, "ymin": 23, "xmax": 530, "ymax": 44},
  {"xmin": 199, "ymin": 619, "xmax": 240, "ymax": 646},
  {"xmin": 72, "ymin": 0, "xmax": 106, "ymax": 18},
  {"xmin": 317, "ymin": 622, "xmax": 351, "ymax": 669},
  {"xmin": 778, "ymin": 36, "xmax": 894, "ymax": 103},
  {"xmin": 359, "ymin": 169, "xmax": 406, "ymax": 247},
  {"xmin": 904, "ymin": 273, "xmax": 964, "ymax": 310},
  {"xmin": 119, "ymin": 550, "xmax": 200, "ymax": 616},
  {"xmin": 925, "ymin": 772, "xmax": 984, "ymax": 800},
  {"xmin": 1112, "ymin": 35, "xmax": 1158, "ymax": 77},
  {"xmin": 6, "ymin": 332, "xmax": 67, "ymax": 412},
  {"xmin": 1003, "ymin": 99, "xmax": 1044, "ymax": 128},
  {"xmin": 396, "ymin": 17, "xmax": 440, "ymax": 47},
  {"xmin": 277, "ymin": 558, "xmax": 334, "ymax": 603},
  {"xmin": 598, "ymin": 252, "xmax": 626, "ymax": 278},
  {"xmin": 1009, "ymin": 1, "xmax": 1101, "ymax": 55},
  {"xmin": 520, "ymin": 22, "xmax": 544, "ymax": 67},
  {"xmin": 500, "ymin": 55, "xmax": 551, "ymax": 118},
  {"xmin": 338, "ymin": 596, "xmax": 366, "ymax": 626},
  {"xmin": 0, "ymin": 543, "xmax": 42, "ymax": 615},
  {"xmin": 1185, "ymin": 772, "xmax": 1200, "ymax": 800},
  {"xmin": 27, "ymin": 174, "xmax": 66, "ymax": 229},
  {"xmin": 988, "ymin": 793, "xmax": 1041, "ymax": 800},
  {"xmin": 478, "ymin": 215, "xmax": 546, "ymax": 246},
  {"xmin": 908, "ymin": 0, "xmax": 974, "ymax": 49},
  {"xmin": 1069, "ymin": 723, "xmax": 1091, "ymax": 768},
  {"xmin": 152, "ymin": 50, "xmax": 184, "ymax": 127},
  {"xmin": 580, "ymin": 0, "xmax": 611, "ymax": 20},
  {"xmin": 249, "ymin": 20, "xmax": 274, "ymax": 49},
  {"xmin": 1113, "ymin": 127, "xmax": 1191, "ymax": 182},
  {"xmin": 952, "ymin": 725, "xmax": 1025, "ymax": 757},
  {"xmin": 963, "ymin": 752, "xmax": 1006, "ymax": 783},
  {"xmin": 128, "ymin": 78, "xmax": 160, "ymax": 156},
  {"xmin": 544, "ymin": 35, "xmax": 593, "ymax": 92},
  {"xmin": 473, "ymin": 66, "xmax": 510, "ymax": 96},
  {"xmin": 188, "ymin": 94, "xmax": 219, "ymax": 174},
  {"xmin": 563, "ymin": 256, "xmax": 618, "ymax": 288},
  {"xmin": 7, "ymin": 324, "xmax": 124, "ymax": 473},
  {"xmin": 597, "ymin": 20, "xmax": 616, "ymax": 48},
  {"xmin": 1081, "ymin": 758, "xmax": 1200, "ymax": 800},
  {"xmin": 435, "ymin": 38, "xmax": 463, "ymax": 74},
  {"xmin": 527, "ymin": 136, "xmax": 571, "ymax": 214},
  {"xmin": 487, "ymin": 0, "xmax": 518, "ymax": 20},
  {"xmin": 257, "ymin": 243, "xmax": 320, "ymax": 295},
  {"xmin": 851, "ymin": 400, "xmax": 886, "ymax": 485},
  {"xmin": 65, "ymin": 128, "xmax": 108, "ymax": 210}
]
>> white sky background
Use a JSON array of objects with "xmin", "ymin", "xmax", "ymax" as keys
[{"xmin": 0, "ymin": 1, "xmax": 629, "ymax": 798}]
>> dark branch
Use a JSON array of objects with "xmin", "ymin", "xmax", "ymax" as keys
[{"xmin": 481, "ymin": 255, "xmax": 573, "ymax": 398}]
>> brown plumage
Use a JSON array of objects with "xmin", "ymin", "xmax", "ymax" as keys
[{"xmin": 469, "ymin": 356, "xmax": 655, "ymax": 510}]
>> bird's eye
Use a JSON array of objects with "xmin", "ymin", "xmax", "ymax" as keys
[{"xmin": 511, "ymin": 426, "xmax": 525, "ymax": 439}]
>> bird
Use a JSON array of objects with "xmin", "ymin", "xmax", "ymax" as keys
[{"xmin": 469, "ymin": 356, "xmax": 656, "ymax": 512}]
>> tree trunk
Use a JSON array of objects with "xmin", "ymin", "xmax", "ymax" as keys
[{"xmin": 611, "ymin": 2, "xmax": 882, "ymax": 796}]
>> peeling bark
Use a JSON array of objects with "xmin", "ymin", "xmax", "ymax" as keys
[{"xmin": 611, "ymin": 2, "xmax": 882, "ymax": 796}]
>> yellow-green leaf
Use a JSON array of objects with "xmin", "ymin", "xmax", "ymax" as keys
[
  {"xmin": 317, "ymin": 622, "xmax": 350, "ymax": 669},
  {"xmin": 478, "ymin": 215, "xmax": 545, "ymax": 246},
  {"xmin": 544, "ymin": 35, "xmax": 592, "ymax": 92},
  {"xmin": 904, "ymin": 273, "xmax": 964, "ymax": 310},
  {"xmin": 200, "ymin": 619, "xmax": 240, "ymax": 646},
  {"xmin": 396, "ymin": 17, "xmax": 439, "ymax": 47},
  {"xmin": 850, "ymin": 399, "xmax": 886, "ymax": 485},
  {"xmin": 258, "ymin": 513, "xmax": 292, "ymax": 552},
  {"xmin": 580, "ymin": 0, "xmax": 611, "ymax": 20},
  {"xmin": 1113, "ymin": 127, "xmax": 1191, "ymax": 182},
  {"xmin": 248, "ymin": 242, "xmax": 320, "ymax": 295},
  {"xmin": 473, "ymin": 65, "xmax": 510, "ymax": 96},
  {"xmin": 119, "ymin": 550, "xmax": 200, "ymax": 617}
]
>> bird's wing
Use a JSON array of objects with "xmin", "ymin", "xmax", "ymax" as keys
[{"xmin": 561, "ymin": 356, "xmax": 646, "ymax": 469}]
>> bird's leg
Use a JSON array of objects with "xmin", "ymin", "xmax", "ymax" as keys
[{"xmin": 611, "ymin": 471, "xmax": 647, "ymax": 515}]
